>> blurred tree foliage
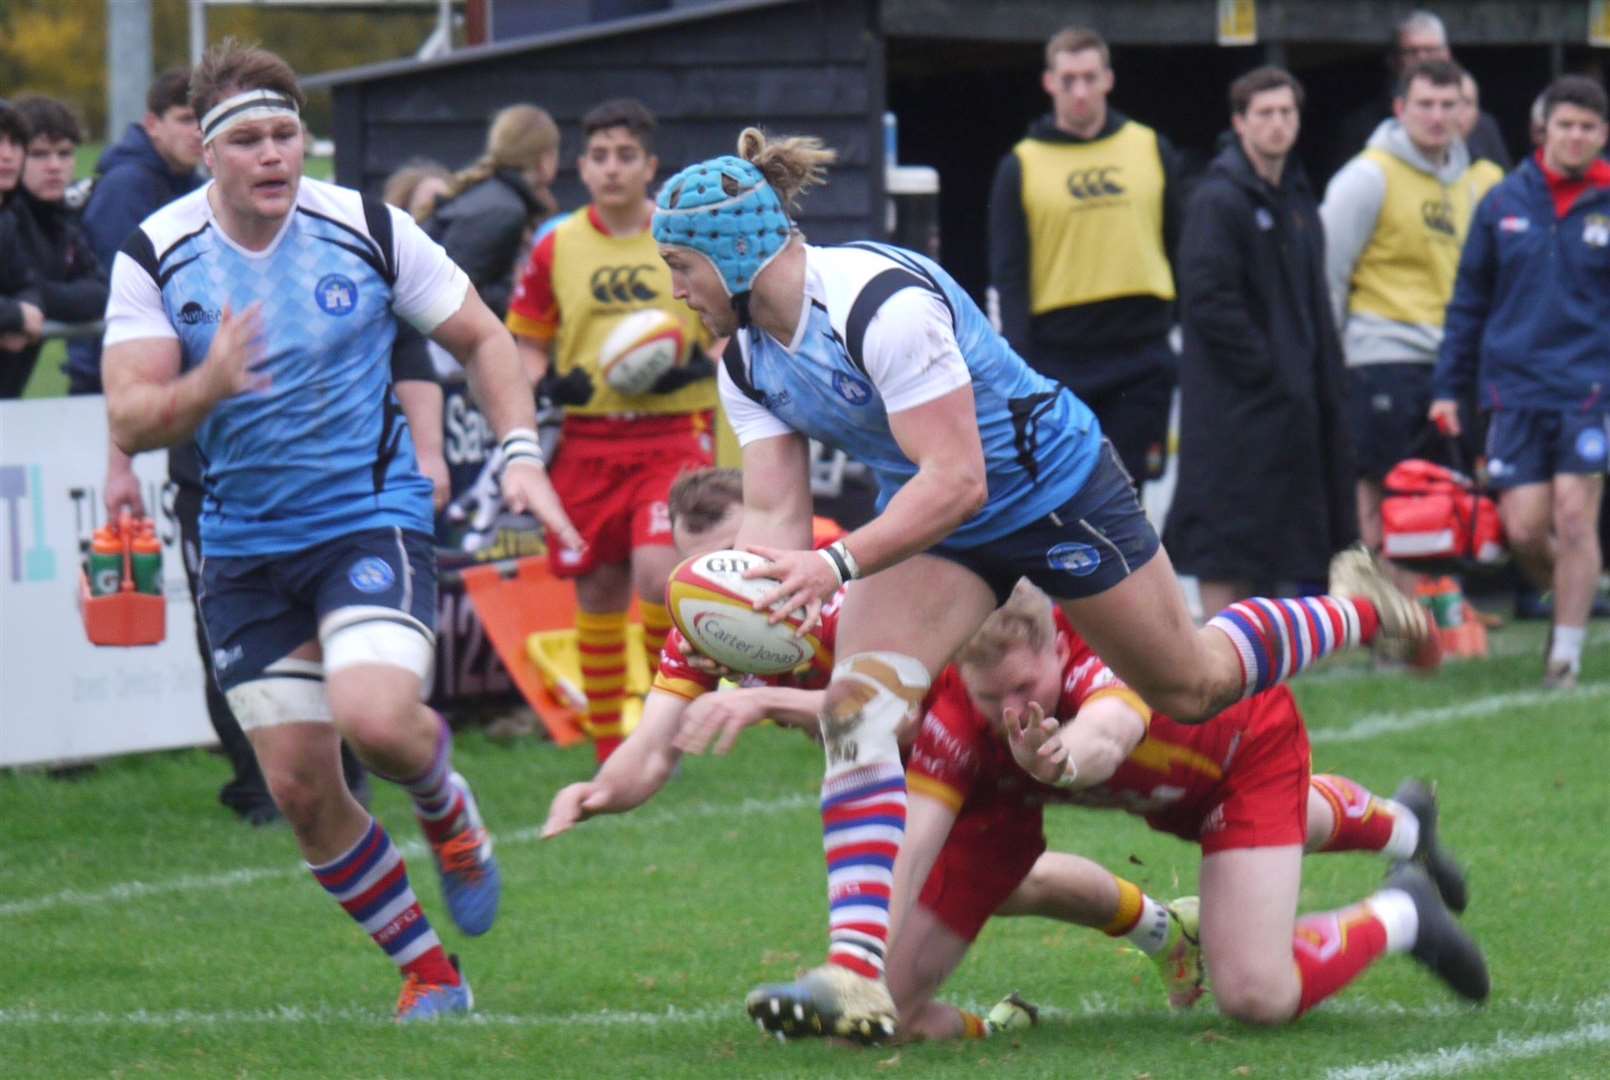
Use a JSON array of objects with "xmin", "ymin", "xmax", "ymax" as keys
[{"xmin": 0, "ymin": 0, "xmax": 436, "ymax": 138}]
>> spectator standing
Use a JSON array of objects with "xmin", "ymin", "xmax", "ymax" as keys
[
  {"xmin": 65, "ymin": 69, "xmax": 203, "ymax": 395},
  {"xmin": 425, "ymin": 104, "xmax": 560, "ymax": 320},
  {"xmin": 1431, "ymin": 76, "xmax": 1610, "ymax": 688},
  {"xmin": 1321, "ymin": 60, "xmax": 1502, "ymax": 558},
  {"xmin": 1320, "ymin": 10, "xmax": 1511, "ymax": 184},
  {"xmin": 0, "ymin": 101, "xmax": 44, "ymax": 356},
  {"xmin": 1, "ymin": 96, "xmax": 107, "ymax": 399},
  {"xmin": 988, "ymin": 26, "xmax": 1184, "ymax": 492},
  {"xmin": 1165, "ymin": 68, "xmax": 1356, "ymax": 616}
]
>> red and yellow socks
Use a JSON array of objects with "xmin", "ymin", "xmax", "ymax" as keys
[
  {"xmin": 577, "ymin": 610, "xmax": 628, "ymax": 763},
  {"xmin": 1310, "ymin": 774, "xmax": 1418, "ymax": 857},
  {"xmin": 641, "ymin": 599, "xmax": 672, "ymax": 679}
]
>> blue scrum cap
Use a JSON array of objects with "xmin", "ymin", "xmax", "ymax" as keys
[{"xmin": 652, "ymin": 155, "xmax": 793, "ymax": 298}]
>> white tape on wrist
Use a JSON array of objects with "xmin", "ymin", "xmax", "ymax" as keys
[
  {"xmin": 499, "ymin": 427, "xmax": 543, "ymax": 471},
  {"xmin": 817, "ymin": 539, "xmax": 859, "ymax": 586},
  {"xmin": 1051, "ymin": 753, "xmax": 1079, "ymax": 789}
]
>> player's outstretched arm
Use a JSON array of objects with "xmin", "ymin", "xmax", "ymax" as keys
[
  {"xmin": 675, "ymin": 686, "xmax": 826, "ymax": 756},
  {"xmin": 542, "ymin": 690, "xmax": 689, "ymax": 838},
  {"xmin": 1005, "ymin": 697, "xmax": 1145, "ymax": 791},
  {"xmin": 104, "ymin": 303, "xmax": 267, "ymax": 453}
]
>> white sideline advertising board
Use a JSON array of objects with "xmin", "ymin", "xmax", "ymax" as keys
[{"xmin": 0, "ymin": 396, "xmax": 213, "ymax": 767}]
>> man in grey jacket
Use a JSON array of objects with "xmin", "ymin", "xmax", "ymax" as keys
[{"xmin": 1320, "ymin": 59, "xmax": 1502, "ymax": 556}]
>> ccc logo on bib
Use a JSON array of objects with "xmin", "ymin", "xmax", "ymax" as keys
[
  {"xmin": 1067, "ymin": 167, "xmax": 1124, "ymax": 200},
  {"xmin": 833, "ymin": 371, "xmax": 873, "ymax": 406},
  {"xmin": 590, "ymin": 265, "xmax": 659, "ymax": 304}
]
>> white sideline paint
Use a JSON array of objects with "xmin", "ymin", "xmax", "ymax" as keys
[
  {"xmin": 0, "ymin": 1003, "xmax": 735, "ymax": 1029},
  {"xmin": 1323, "ymin": 1020, "xmax": 1610, "ymax": 1080},
  {"xmin": 0, "ymin": 791, "xmax": 815, "ymax": 920},
  {"xmin": 1308, "ymin": 683, "xmax": 1610, "ymax": 745},
  {"xmin": 0, "ymin": 994, "xmax": 1588, "ymax": 1033}
]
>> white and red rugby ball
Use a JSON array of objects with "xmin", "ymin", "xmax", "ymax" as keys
[
  {"xmin": 666, "ymin": 549, "xmax": 823, "ymax": 676},
  {"xmin": 598, "ymin": 308, "xmax": 687, "ymax": 395}
]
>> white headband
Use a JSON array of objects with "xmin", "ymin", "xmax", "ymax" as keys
[{"xmin": 201, "ymin": 89, "xmax": 299, "ymax": 143}]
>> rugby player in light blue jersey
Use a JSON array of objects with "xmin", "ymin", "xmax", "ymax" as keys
[
  {"xmin": 652, "ymin": 127, "xmax": 1440, "ymax": 1044},
  {"xmin": 101, "ymin": 40, "xmax": 582, "ymax": 1022}
]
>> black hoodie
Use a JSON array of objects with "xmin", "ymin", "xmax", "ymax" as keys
[{"xmin": 987, "ymin": 110, "xmax": 1184, "ymax": 394}]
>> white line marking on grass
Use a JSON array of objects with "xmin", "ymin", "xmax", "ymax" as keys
[
  {"xmin": 0, "ymin": 1003, "xmax": 735, "ymax": 1029},
  {"xmin": 1322, "ymin": 1020, "xmax": 1610, "ymax": 1080},
  {"xmin": 1309, "ymin": 683, "xmax": 1610, "ymax": 744},
  {"xmin": 0, "ymin": 792, "xmax": 815, "ymax": 920},
  {"xmin": 2, "ymin": 994, "xmax": 1592, "ymax": 1034}
]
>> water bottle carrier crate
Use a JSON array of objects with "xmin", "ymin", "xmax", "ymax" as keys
[{"xmin": 79, "ymin": 513, "xmax": 166, "ymax": 647}]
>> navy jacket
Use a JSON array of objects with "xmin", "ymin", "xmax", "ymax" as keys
[
  {"xmin": 1435, "ymin": 155, "xmax": 1610, "ymax": 412},
  {"xmin": 65, "ymin": 124, "xmax": 202, "ymax": 386}
]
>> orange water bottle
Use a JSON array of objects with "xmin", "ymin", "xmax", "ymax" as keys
[
  {"xmin": 131, "ymin": 521, "xmax": 163, "ymax": 596},
  {"xmin": 88, "ymin": 527, "xmax": 124, "ymax": 596}
]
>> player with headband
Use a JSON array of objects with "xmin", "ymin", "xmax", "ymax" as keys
[
  {"xmin": 100, "ymin": 40, "xmax": 581, "ymax": 1022},
  {"xmin": 652, "ymin": 127, "xmax": 1441, "ymax": 1043}
]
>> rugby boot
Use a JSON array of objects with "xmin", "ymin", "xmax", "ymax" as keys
[
  {"xmin": 746, "ymin": 963, "xmax": 897, "ymax": 1044},
  {"xmin": 1385, "ymin": 862, "xmax": 1489, "ymax": 1003},
  {"xmin": 1391, "ymin": 779, "xmax": 1469, "ymax": 914}
]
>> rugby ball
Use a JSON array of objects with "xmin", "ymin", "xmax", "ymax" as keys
[
  {"xmin": 599, "ymin": 309, "xmax": 687, "ymax": 395},
  {"xmin": 666, "ymin": 549, "xmax": 821, "ymax": 676}
]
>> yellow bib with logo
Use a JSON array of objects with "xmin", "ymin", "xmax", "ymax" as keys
[
  {"xmin": 1013, "ymin": 121, "xmax": 1175, "ymax": 313},
  {"xmin": 551, "ymin": 210, "xmax": 715, "ymax": 417},
  {"xmin": 1347, "ymin": 150, "xmax": 1502, "ymax": 327}
]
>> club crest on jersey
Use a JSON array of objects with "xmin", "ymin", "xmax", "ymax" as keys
[
  {"xmin": 832, "ymin": 371, "xmax": 873, "ymax": 406},
  {"xmin": 348, "ymin": 556, "xmax": 395, "ymax": 593},
  {"xmin": 1583, "ymin": 214, "xmax": 1610, "ymax": 248},
  {"xmin": 1046, "ymin": 541, "xmax": 1101, "ymax": 576},
  {"xmin": 1576, "ymin": 425, "xmax": 1607, "ymax": 463},
  {"xmin": 316, "ymin": 273, "xmax": 358, "ymax": 316}
]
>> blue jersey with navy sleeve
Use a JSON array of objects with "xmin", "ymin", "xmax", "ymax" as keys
[
  {"xmin": 720, "ymin": 242, "xmax": 1102, "ymax": 548},
  {"xmin": 105, "ymin": 178, "xmax": 469, "ymax": 557}
]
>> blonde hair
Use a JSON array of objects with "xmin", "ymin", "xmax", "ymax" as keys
[
  {"xmin": 955, "ymin": 579, "xmax": 1058, "ymax": 670},
  {"xmin": 443, "ymin": 103, "xmax": 559, "ymax": 201},
  {"xmin": 735, "ymin": 126, "xmax": 835, "ymax": 213}
]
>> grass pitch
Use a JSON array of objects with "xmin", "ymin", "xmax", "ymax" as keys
[{"xmin": 3, "ymin": 619, "xmax": 1608, "ymax": 1078}]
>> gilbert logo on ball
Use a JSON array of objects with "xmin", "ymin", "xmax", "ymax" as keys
[
  {"xmin": 598, "ymin": 308, "xmax": 687, "ymax": 395},
  {"xmin": 667, "ymin": 549, "xmax": 823, "ymax": 676}
]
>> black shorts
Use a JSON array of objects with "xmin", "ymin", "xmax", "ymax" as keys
[
  {"xmin": 1485, "ymin": 408, "xmax": 1610, "ymax": 489},
  {"xmin": 929, "ymin": 441, "xmax": 1161, "ymax": 604},
  {"xmin": 198, "ymin": 527, "xmax": 437, "ymax": 691},
  {"xmin": 1348, "ymin": 363, "xmax": 1433, "ymax": 481}
]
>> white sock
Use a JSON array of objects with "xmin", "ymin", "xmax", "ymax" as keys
[
  {"xmin": 1550, "ymin": 625, "xmax": 1586, "ymax": 672},
  {"xmin": 1365, "ymin": 888, "xmax": 1419, "ymax": 954},
  {"xmin": 1381, "ymin": 799, "xmax": 1420, "ymax": 860},
  {"xmin": 1125, "ymin": 895, "xmax": 1173, "ymax": 956}
]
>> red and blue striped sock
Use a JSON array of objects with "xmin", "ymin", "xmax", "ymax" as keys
[
  {"xmin": 380, "ymin": 713, "xmax": 467, "ymax": 845},
  {"xmin": 309, "ymin": 818, "xmax": 458, "ymax": 985},
  {"xmin": 821, "ymin": 762, "xmax": 906, "ymax": 979},
  {"xmin": 1208, "ymin": 595, "xmax": 1381, "ymax": 698}
]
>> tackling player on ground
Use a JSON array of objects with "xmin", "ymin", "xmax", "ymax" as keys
[
  {"xmin": 652, "ymin": 127, "xmax": 1440, "ymax": 1042},
  {"xmin": 100, "ymin": 41, "xmax": 580, "ymax": 1021},
  {"xmin": 890, "ymin": 580, "xmax": 1486, "ymax": 1039}
]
